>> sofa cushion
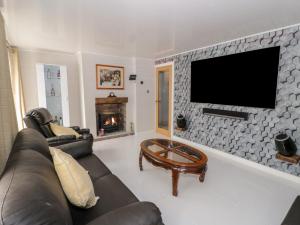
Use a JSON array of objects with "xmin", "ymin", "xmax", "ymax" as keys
[
  {"xmin": 50, "ymin": 147, "xmax": 99, "ymax": 209},
  {"xmin": 11, "ymin": 128, "xmax": 51, "ymax": 159},
  {"xmin": 50, "ymin": 123, "xmax": 81, "ymax": 138},
  {"xmin": 77, "ymin": 154, "xmax": 111, "ymax": 181},
  {"xmin": 0, "ymin": 150, "xmax": 72, "ymax": 225},
  {"xmin": 70, "ymin": 174, "xmax": 139, "ymax": 225},
  {"xmin": 86, "ymin": 202, "xmax": 164, "ymax": 225}
]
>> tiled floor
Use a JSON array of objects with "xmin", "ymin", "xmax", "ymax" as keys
[{"xmin": 93, "ymin": 131, "xmax": 300, "ymax": 225}]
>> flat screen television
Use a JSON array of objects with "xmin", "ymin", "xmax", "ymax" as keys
[{"xmin": 190, "ymin": 46, "xmax": 280, "ymax": 109}]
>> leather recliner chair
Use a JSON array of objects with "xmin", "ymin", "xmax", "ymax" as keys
[{"xmin": 24, "ymin": 108, "xmax": 93, "ymax": 146}]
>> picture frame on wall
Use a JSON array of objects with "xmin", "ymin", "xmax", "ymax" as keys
[{"xmin": 96, "ymin": 64, "xmax": 124, "ymax": 89}]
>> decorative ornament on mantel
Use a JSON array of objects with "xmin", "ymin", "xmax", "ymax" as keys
[{"xmin": 108, "ymin": 92, "xmax": 116, "ymax": 97}]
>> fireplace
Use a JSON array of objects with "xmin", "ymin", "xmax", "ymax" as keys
[
  {"xmin": 98, "ymin": 112, "xmax": 121, "ymax": 133},
  {"xmin": 95, "ymin": 97, "xmax": 128, "ymax": 136}
]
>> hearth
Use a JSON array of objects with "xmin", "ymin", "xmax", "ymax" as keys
[{"xmin": 95, "ymin": 97, "xmax": 128, "ymax": 136}]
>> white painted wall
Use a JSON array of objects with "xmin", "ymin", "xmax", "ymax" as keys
[
  {"xmin": 19, "ymin": 49, "xmax": 156, "ymax": 135},
  {"xmin": 135, "ymin": 58, "xmax": 155, "ymax": 132},
  {"xmin": 19, "ymin": 49, "xmax": 82, "ymax": 126},
  {"xmin": 78, "ymin": 52, "xmax": 137, "ymax": 136}
]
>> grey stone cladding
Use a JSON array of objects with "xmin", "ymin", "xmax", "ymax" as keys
[{"xmin": 155, "ymin": 25, "xmax": 300, "ymax": 176}]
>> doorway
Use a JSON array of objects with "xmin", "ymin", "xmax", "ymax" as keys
[
  {"xmin": 36, "ymin": 64, "xmax": 70, "ymax": 126},
  {"xmin": 156, "ymin": 65, "xmax": 172, "ymax": 137}
]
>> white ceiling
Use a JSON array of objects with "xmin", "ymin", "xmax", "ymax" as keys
[{"xmin": 2, "ymin": 0, "xmax": 300, "ymax": 58}]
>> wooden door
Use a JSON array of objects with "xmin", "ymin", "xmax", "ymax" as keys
[{"xmin": 156, "ymin": 65, "xmax": 172, "ymax": 137}]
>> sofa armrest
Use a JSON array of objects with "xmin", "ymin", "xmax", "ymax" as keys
[
  {"xmin": 69, "ymin": 126, "xmax": 80, "ymax": 131},
  {"xmin": 80, "ymin": 133, "xmax": 93, "ymax": 141},
  {"xmin": 56, "ymin": 139, "xmax": 93, "ymax": 159},
  {"xmin": 69, "ymin": 126, "xmax": 90, "ymax": 135},
  {"xmin": 281, "ymin": 196, "xmax": 300, "ymax": 225},
  {"xmin": 78, "ymin": 128, "xmax": 90, "ymax": 135},
  {"xmin": 46, "ymin": 135, "xmax": 76, "ymax": 146},
  {"xmin": 86, "ymin": 202, "xmax": 164, "ymax": 225}
]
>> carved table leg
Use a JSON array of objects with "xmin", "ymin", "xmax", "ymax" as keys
[
  {"xmin": 172, "ymin": 170, "xmax": 180, "ymax": 197},
  {"xmin": 139, "ymin": 150, "xmax": 144, "ymax": 171},
  {"xmin": 163, "ymin": 151, "xmax": 169, "ymax": 158},
  {"xmin": 199, "ymin": 165, "xmax": 207, "ymax": 182}
]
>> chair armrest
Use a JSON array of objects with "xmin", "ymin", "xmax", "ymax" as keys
[
  {"xmin": 80, "ymin": 133, "xmax": 93, "ymax": 141},
  {"xmin": 78, "ymin": 128, "xmax": 90, "ymax": 135},
  {"xmin": 69, "ymin": 126, "xmax": 90, "ymax": 135},
  {"xmin": 46, "ymin": 135, "xmax": 77, "ymax": 146},
  {"xmin": 281, "ymin": 196, "xmax": 300, "ymax": 225},
  {"xmin": 86, "ymin": 202, "xmax": 164, "ymax": 225},
  {"xmin": 69, "ymin": 126, "xmax": 80, "ymax": 131},
  {"xmin": 55, "ymin": 139, "xmax": 93, "ymax": 159}
]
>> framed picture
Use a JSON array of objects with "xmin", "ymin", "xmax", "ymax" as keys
[{"xmin": 96, "ymin": 64, "xmax": 124, "ymax": 89}]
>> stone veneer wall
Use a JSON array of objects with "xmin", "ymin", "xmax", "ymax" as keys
[{"xmin": 155, "ymin": 25, "xmax": 300, "ymax": 176}]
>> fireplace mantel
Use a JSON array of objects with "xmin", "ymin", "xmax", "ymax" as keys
[{"xmin": 95, "ymin": 97, "xmax": 128, "ymax": 105}]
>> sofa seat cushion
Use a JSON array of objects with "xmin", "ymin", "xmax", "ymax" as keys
[
  {"xmin": 70, "ymin": 174, "xmax": 139, "ymax": 225},
  {"xmin": 0, "ymin": 150, "xmax": 72, "ymax": 225},
  {"xmin": 77, "ymin": 154, "xmax": 111, "ymax": 181}
]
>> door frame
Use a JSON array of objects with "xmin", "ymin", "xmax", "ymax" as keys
[{"xmin": 155, "ymin": 63, "xmax": 173, "ymax": 137}]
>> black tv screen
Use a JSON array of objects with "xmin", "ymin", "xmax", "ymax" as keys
[{"xmin": 190, "ymin": 46, "xmax": 280, "ymax": 109}]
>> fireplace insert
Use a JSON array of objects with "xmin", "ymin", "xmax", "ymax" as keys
[{"xmin": 98, "ymin": 113, "xmax": 121, "ymax": 133}]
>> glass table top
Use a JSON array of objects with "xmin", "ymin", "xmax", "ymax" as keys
[{"xmin": 143, "ymin": 139, "xmax": 203, "ymax": 164}]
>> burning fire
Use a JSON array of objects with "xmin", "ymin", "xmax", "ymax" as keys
[{"xmin": 104, "ymin": 116, "xmax": 117, "ymax": 126}]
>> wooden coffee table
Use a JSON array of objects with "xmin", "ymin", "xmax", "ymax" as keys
[{"xmin": 139, "ymin": 139, "xmax": 208, "ymax": 196}]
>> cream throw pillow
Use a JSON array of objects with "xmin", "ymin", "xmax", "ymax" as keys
[
  {"xmin": 50, "ymin": 123, "xmax": 81, "ymax": 138},
  {"xmin": 49, "ymin": 147, "xmax": 99, "ymax": 208}
]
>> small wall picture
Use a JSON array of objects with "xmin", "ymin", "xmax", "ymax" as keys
[{"xmin": 96, "ymin": 64, "xmax": 124, "ymax": 89}]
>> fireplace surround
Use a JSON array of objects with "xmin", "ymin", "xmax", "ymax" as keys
[{"xmin": 95, "ymin": 97, "xmax": 128, "ymax": 136}]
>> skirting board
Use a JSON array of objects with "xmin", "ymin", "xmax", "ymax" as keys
[
  {"xmin": 94, "ymin": 131, "xmax": 134, "ymax": 142},
  {"xmin": 172, "ymin": 135, "xmax": 300, "ymax": 185}
]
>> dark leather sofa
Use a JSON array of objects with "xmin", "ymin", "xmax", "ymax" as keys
[
  {"xmin": 281, "ymin": 196, "xmax": 300, "ymax": 225},
  {"xmin": 0, "ymin": 128, "xmax": 164, "ymax": 225},
  {"xmin": 24, "ymin": 108, "xmax": 93, "ymax": 147}
]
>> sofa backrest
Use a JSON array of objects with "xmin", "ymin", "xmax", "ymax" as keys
[
  {"xmin": 23, "ymin": 115, "xmax": 45, "ymax": 136},
  {"xmin": 25, "ymin": 108, "xmax": 54, "ymax": 125},
  {"xmin": 0, "ymin": 129, "xmax": 73, "ymax": 225},
  {"xmin": 24, "ymin": 108, "xmax": 55, "ymax": 138},
  {"xmin": 12, "ymin": 128, "xmax": 52, "ymax": 159}
]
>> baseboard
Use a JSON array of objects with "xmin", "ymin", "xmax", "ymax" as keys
[
  {"xmin": 172, "ymin": 135, "xmax": 300, "ymax": 185},
  {"xmin": 94, "ymin": 131, "xmax": 134, "ymax": 141},
  {"xmin": 135, "ymin": 129, "xmax": 155, "ymax": 134}
]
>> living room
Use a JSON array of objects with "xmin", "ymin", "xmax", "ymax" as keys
[{"xmin": 1, "ymin": 0, "xmax": 300, "ymax": 225}]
